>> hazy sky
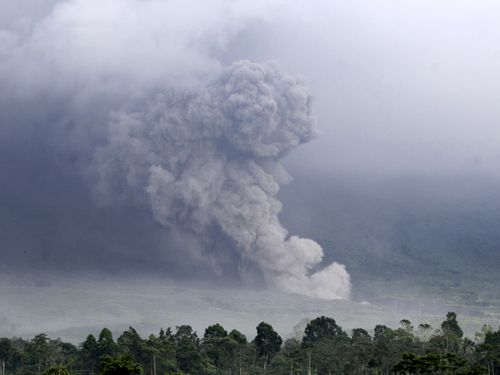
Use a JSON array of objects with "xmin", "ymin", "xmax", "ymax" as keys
[
  {"xmin": 1, "ymin": 0, "xmax": 500, "ymax": 293},
  {"xmin": 221, "ymin": 1, "xmax": 500, "ymax": 176},
  {"xmin": 2, "ymin": 0, "xmax": 499, "ymax": 175}
]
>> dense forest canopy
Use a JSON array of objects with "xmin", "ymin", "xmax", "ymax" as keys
[{"xmin": 1, "ymin": 313, "xmax": 499, "ymax": 375}]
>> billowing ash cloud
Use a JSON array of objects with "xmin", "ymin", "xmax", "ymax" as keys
[
  {"xmin": 0, "ymin": 0, "xmax": 350, "ymax": 299},
  {"xmin": 93, "ymin": 61, "xmax": 350, "ymax": 299}
]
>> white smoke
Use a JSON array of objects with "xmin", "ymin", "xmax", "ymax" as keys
[{"xmin": 94, "ymin": 61, "xmax": 351, "ymax": 299}]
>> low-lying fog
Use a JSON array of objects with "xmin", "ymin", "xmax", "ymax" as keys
[{"xmin": 1, "ymin": 274, "xmax": 497, "ymax": 343}]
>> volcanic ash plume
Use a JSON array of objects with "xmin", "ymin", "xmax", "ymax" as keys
[{"xmin": 94, "ymin": 60, "xmax": 351, "ymax": 299}]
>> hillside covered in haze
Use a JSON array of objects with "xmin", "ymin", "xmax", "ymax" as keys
[{"xmin": 280, "ymin": 171, "xmax": 500, "ymax": 308}]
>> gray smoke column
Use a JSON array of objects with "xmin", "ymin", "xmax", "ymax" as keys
[{"xmin": 94, "ymin": 60, "xmax": 351, "ymax": 299}]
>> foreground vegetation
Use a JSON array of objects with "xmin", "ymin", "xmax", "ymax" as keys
[{"xmin": 1, "ymin": 312, "xmax": 499, "ymax": 375}]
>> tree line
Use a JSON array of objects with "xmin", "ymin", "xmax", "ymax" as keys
[{"xmin": 1, "ymin": 312, "xmax": 500, "ymax": 374}]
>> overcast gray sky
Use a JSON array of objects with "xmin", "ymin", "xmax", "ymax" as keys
[
  {"xmin": 221, "ymin": 0, "xmax": 500, "ymax": 176},
  {"xmin": 1, "ymin": 0, "xmax": 500, "ymax": 294},
  {"xmin": 2, "ymin": 0, "xmax": 499, "ymax": 176}
]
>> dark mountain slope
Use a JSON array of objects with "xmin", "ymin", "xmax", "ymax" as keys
[{"xmin": 279, "ymin": 171, "xmax": 500, "ymax": 303}]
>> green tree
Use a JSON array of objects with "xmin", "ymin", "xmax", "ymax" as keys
[
  {"xmin": 80, "ymin": 335, "xmax": 99, "ymax": 375},
  {"xmin": 43, "ymin": 365, "xmax": 72, "ymax": 375},
  {"xmin": 174, "ymin": 325, "xmax": 203, "ymax": 374},
  {"xmin": 477, "ymin": 329, "xmax": 500, "ymax": 374},
  {"xmin": 24, "ymin": 334, "xmax": 51, "ymax": 375},
  {"xmin": 400, "ymin": 319, "xmax": 414, "ymax": 334},
  {"xmin": 393, "ymin": 352, "xmax": 482, "ymax": 374},
  {"xmin": 429, "ymin": 312, "xmax": 464, "ymax": 354},
  {"xmin": 148, "ymin": 329, "xmax": 177, "ymax": 374},
  {"xmin": 372, "ymin": 325, "xmax": 398, "ymax": 373},
  {"xmin": 98, "ymin": 329, "xmax": 118, "ymax": 358},
  {"xmin": 203, "ymin": 324, "xmax": 229, "ymax": 372},
  {"xmin": 441, "ymin": 312, "xmax": 464, "ymax": 339},
  {"xmin": 47, "ymin": 339, "xmax": 77, "ymax": 369},
  {"xmin": 0, "ymin": 338, "xmax": 21, "ymax": 374},
  {"xmin": 462, "ymin": 365, "xmax": 489, "ymax": 374},
  {"xmin": 299, "ymin": 317, "xmax": 352, "ymax": 373},
  {"xmin": 226, "ymin": 330, "xmax": 249, "ymax": 375},
  {"xmin": 254, "ymin": 322, "xmax": 282, "ymax": 370},
  {"xmin": 117, "ymin": 327, "xmax": 150, "ymax": 372},
  {"xmin": 266, "ymin": 339, "xmax": 303, "ymax": 375},
  {"xmin": 351, "ymin": 328, "xmax": 373, "ymax": 374},
  {"xmin": 302, "ymin": 316, "xmax": 347, "ymax": 346},
  {"xmin": 204, "ymin": 324, "xmax": 227, "ymax": 341},
  {"xmin": 99, "ymin": 354, "xmax": 142, "ymax": 375}
]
